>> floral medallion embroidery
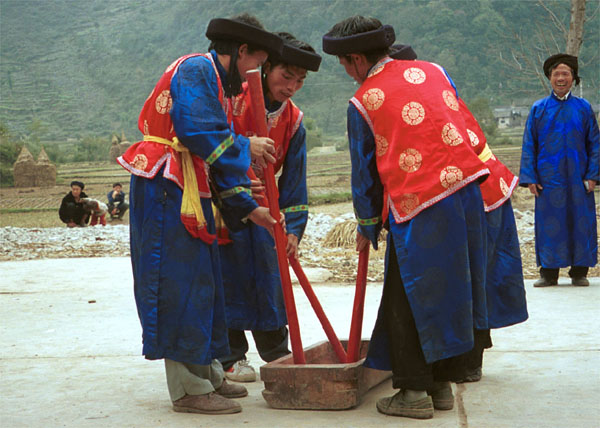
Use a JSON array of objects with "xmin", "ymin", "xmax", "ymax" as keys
[
  {"xmin": 442, "ymin": 90, "xmax": 459, "ymax": 111},
  {"xmin": 500, "ymin": 177, "xmax": 509, "ymax": 195},
  {"xmin": 399, "ymin": 193, "xmax": 420, "ymax": 213},
  {"xmin": 232, "ymin": 95, "xmax": 246, "ymax": 116},
  {"xmin": 440, "ymin": 166, "xmax": 463, "ymax": 188},
  {"xmin": 375, "ymin": 135, "xmax": 389, "ymax": 157},
  {"xmin": 368, "ymin": 63, "xmax": 385, "ymax": 78},
  {"xmin": 403, "ymin": 67, "xmax": 426, "ymax": 84},
  {"xmin": 398, "ymin": 148, "xmax": 422, "ymax": 172},
  {"xmin": 363, "ymin": 88, "xmax": 385, "ymax": 111},
  {"xmin": 402, "ymin": 101, "xmax": 425, "ymax": 125},
  {"xmin": 267, "ymin": 114, "xmax": 280, "ymax": 129},
  {"xmin": 131, "ymin": 154, "xmax": 148, "ymax": 171},
  {"xmin": 155, "ymin": 90, "xmax": 172, "ymax": 115},
  {"xmin": 143, "ymin": 120, "xmax": 149, "ymax": 135},
  {"xmin": 467, "ymin": 129, "xmax": 479, "ymax": 146},
  {"xmin": 441, "ymin": 123, "xmax": 464, "ymax": 146}
]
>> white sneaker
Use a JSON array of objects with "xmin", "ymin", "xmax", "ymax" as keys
[{"xmin": 224, "ymin": 360, "xmax": 256, "ymax": 382}]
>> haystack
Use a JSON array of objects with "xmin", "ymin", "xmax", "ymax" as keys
[
  {"xmin": 13, "ymin": 146, "xmax": 37, "ymax": 187},
  {"xmin": 35, "ymin": 147, "xmax": 56, "ymax": 187},
  {"xmin": 108, "ymin": 140, "xmax": 121, "ymax": 162},
  {"xmin": 118, "ymin": 131, "xmax": 131, "ymax": 154},
  {"xmin": 323, "ymin": 218, "xmax": 388, "ymax": 249},
  {"xmin": 108, "ymin": 132, "xmax": 132, "ymax": 162},
  {"xmin": 324, "ymin": 220, "xmax": 358, "ymax": 248}
]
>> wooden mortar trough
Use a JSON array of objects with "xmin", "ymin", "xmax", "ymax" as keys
[{"xmin": 260, "ymin": 340, "xmax": 391, "ymax": 410}]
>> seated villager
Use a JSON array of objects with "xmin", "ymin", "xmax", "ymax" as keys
[
  {"xmin": 107, "ymin": 182, "xmax": 129, "ymax": 220},
  {"xmin": 59, "ymin": 180, "xmax": 90, "ymax": 227},
  {"xmin": 82, "ymin": 198, "xmax": 109, "ymax": 226}
]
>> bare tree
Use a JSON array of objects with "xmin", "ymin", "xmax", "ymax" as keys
[
  {"xmin": 498, "ymin": 0, "xmax": 597, "ymax": 97},
  {"xmin": 566, "ymin": 0, "xmax": 587, "ymax": 55}
]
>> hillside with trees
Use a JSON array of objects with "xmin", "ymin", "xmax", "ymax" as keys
[{"xmin": 1, "ymin": 0, "xmax": 598, "ymax": 157}]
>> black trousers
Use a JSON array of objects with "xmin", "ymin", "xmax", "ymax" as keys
[
  {"xmin": 464, "ymin": 329, "xmax": 493, "ymax": 371},
  {"xmin": 540, "ymin": 266, "xmax": 589, "ymax": 281},
  {"xmin": 384, "ymin": 239, "xmax": 470, "ymax": 391},
  {"xmin": 219, "ymin": 327, "xmax": 290, "ymax": 370}
]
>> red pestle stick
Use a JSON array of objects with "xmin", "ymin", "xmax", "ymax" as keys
[
  {"xmin": 289, "ymin": 257, "xmax": 348, "ymax": 363},
  {"xmin": 245, "ymin": 69, "xmax": 305, "ymax": 364},
  {"xmin": 347, "ymin": 246, "xmax": 370, "ymax": 362}
]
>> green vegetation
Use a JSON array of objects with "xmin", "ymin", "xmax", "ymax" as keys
[
  {"xmin": 309, "ymin": 192, "xmax": 353, "ymax": 206},
  {"xmin": 0, "ymin": 0, "xmax": 598, "ymax": 175}
]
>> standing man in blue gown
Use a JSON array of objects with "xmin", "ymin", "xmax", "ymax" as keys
[{"xmin": 519, "ymin": 53, "xmax": 599, "ymax": 287}]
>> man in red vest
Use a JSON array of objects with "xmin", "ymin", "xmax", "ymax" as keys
[
  {"xmin": 218, "ymin": 33, "xmax": 321, "ymax": 383},
  {"xmin": 118, "ymin": 14, "xmax": 282, "ymax": 415},
  {"xmin": 388, "ymin": 44, "xmax": 529, "ymax": 384},
  {"xmin": 323, "ymin": 16, "xmax": 490, "ymax": 419}
]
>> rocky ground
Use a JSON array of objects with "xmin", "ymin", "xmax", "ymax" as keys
[{"xmin": 1, "ymin": 200, "xmax": 573, "ymax": 282}]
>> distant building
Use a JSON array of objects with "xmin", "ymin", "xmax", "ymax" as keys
[{"xmin": 493, "ymin": 107, "xmax": 529, "ymax": 129}]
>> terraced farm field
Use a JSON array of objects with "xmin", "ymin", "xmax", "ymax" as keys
[{"xmin": 0, "ymin": 146, "xmax": 524, "ymax": 227}]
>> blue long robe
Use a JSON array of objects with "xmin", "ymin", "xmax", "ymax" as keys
[
  {"xmin": 219, "ymin": 99, "xmax": 309, "ymax": 331},
  {"xmin": 130, "ymin": 52, "xmax": 258, "ymax": 365},
  {"xmin": 519, "ymin": 92, "xmax": 599, "ymax": 268},
  {"xmin": 485, "ymin": 201, "xmax": 528, "ymax": 328},
  {"xmin": 346, "ymin": 104, "xmax": 489, "ymax": 365}
]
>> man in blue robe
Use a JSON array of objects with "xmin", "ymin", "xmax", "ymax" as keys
[
  {"xmin": 519, "ymin": 53, "xmax": 599, "ymax": 287},
  {"xmin": 322, "ymin": 16, "xmax": 490, "ymax": 420},
  {"xmin": 119, "ymin": 15, "xmax": 283, "ymax": 415}
]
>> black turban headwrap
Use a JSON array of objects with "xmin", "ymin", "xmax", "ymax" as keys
[
  {"xmin": 543, "ymin": 53, "xmax": 580, "ymax": 85},
  {"xmin": 389, "ymin": 44, "xmax": 418, "ymax": 61},
  {"xmin": 275, "ymin": 43, "xmax": 322, "ymax": 72},
  {"xmin": 205, "ymin": 18, "xmax": 283, "ymax": 57},
  {"xmin": 322, "ymin": 25, "xmax": 395, "ymax": 55},
  {"xmin": 70, "ymin": 180, "xmax": 84, "ymax": 189}
]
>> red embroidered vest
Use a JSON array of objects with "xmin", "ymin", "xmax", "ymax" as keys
[
  {"xmin": 459, "ymin": 99, "xmax": 518, "ymax": 212},
  {"xmin": 230, "ymin": 82, "xmax": 303, "ymax": 205},
  {"xmin": 118, "ymin": 53, "xmax": 228, "ymax": 198},
  {"xmin": 351, "ymin": 59, "xmax": 489, "ymax": 223}
]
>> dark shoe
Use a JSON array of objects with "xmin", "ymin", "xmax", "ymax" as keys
[
  {"xmin": 427, "ymin": 382, "xmax": 454, "ymax": 410},
  {"xmin": 215, "ymin": 379, "xmax": 248, "ymax": 398},
  {"xmin": 376, "ymin": 391, "xmax": 434, "ymax": 419},
  {"xmin": 571, "ymin": 277, "xmax": 590, "ymax": 287},
  {"xmin": 172, "ymin": 392, "xmax": 241, "ymax": 414},
  {"xmin": 456, "ymin": 367, "xmax": 482, "ymax": 383},
  {"xmin": 533, "ymin": 278, "xmax": 558, "ymax": 287}
]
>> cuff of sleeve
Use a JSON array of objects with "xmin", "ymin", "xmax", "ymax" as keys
[
  {"xmin": 358, "ymin": 223, "xmax": 381, "ymax": 251},
  {"xmin": 220, "ymin": 193, "xmax": 258, "ymax": 232}
]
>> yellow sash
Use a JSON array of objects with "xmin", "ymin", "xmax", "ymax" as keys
[
  {"xmin": 143, "ymin": 135, "xmax": 206, "ymax": 228},
  {"xmin": 478, "ymin": 143, "xmax": 493, "ymax": 163}
]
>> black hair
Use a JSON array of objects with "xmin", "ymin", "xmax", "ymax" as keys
[
  {"xmin": 70, "ymin": 180, "xmax": 84, "ymax": 190},
  {"xmin": 326, "ymin": 16, "xmax": 390, "ymax": 63},
  {"xmin": 208, "ymin": 13, "xmax": 267, "ymax": 97},
  {"xmin": 113, "ymin": 182, "xmax": 122, "ymax": 188}
]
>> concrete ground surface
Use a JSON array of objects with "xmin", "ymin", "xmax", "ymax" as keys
[{"xmin": 1, "ymin": 257, "xmax": 599, "ymax": 428}]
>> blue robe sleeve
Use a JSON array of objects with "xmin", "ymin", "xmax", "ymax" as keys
[
  {"xmin": 170, "ymin": 56, "xmax": 257, "ymax": 222},
  {"xmin": 347, "ymin": 103, "xmax": 383, "ymax": 250},
  {"xmin": 278, "ymin": 122, "xmax": 309, "ymax": 242},
  {"xmin": 583, "ymin": 103, "xmax": 600, "ymax": 182},
  {"xmin": 519, "ymin": 104, "xmax": 539, "ymax": 186}
]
